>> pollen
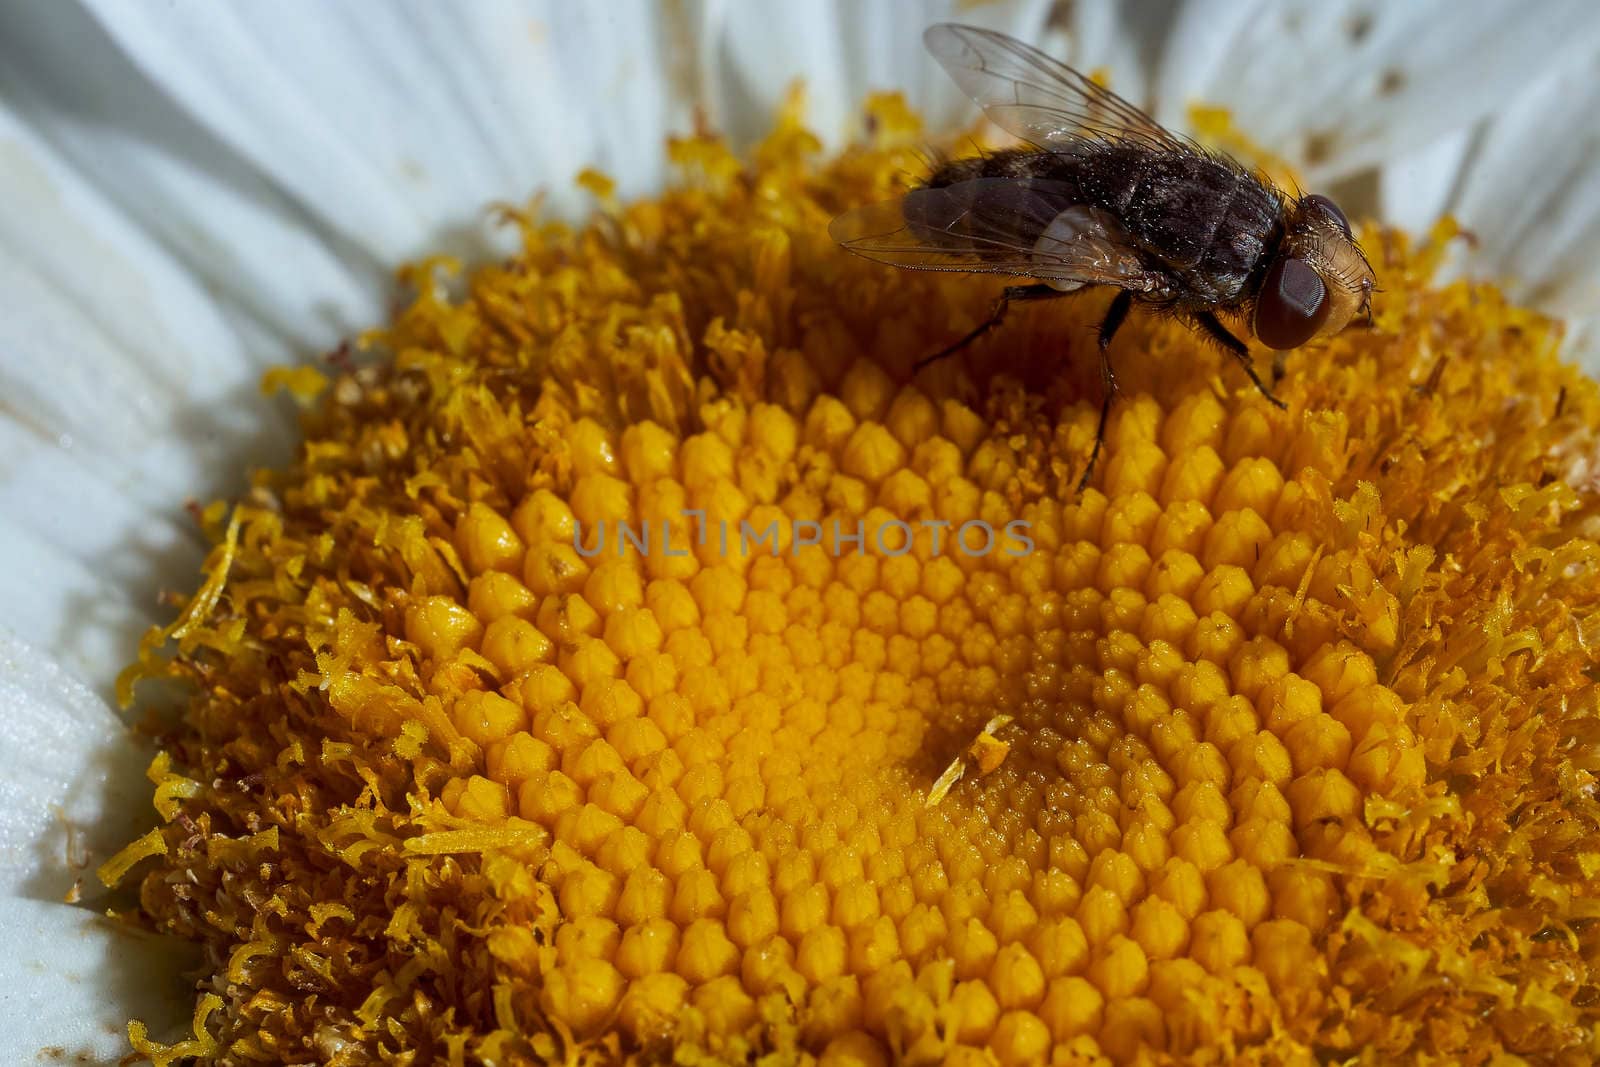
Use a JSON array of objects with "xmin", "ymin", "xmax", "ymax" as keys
[{"xmin": 107, "ymin": 93, "xmax": 1600, "ymax": 1065}]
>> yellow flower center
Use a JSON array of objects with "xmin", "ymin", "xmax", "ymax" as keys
[{"xmin": 107, "ymin": 95, "xmax": 1600, "ymax": 1065}]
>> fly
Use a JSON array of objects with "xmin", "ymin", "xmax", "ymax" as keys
[{"xmin": 831, "ymin": 23, "xmax": 1377, "ymax": 489}]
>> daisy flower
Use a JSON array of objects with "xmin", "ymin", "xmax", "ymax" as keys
[{"xmin": 1, "ymin": 1, "xmax": 1599, "ymax": 1063}]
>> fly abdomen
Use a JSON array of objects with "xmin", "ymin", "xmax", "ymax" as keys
[{"xmin": 907, "ymin": 169, "xmax": 1087, "ymax": 258}]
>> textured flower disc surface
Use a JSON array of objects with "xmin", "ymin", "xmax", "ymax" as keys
[{"xmin": 113, "ymin": 100, "xmax": 1600, "ymax": 1065}]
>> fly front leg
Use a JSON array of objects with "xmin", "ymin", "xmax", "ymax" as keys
[
  {"xmin": 1075, "ymin": 289, "xmax": 1133, "ymax": 492},
  {"xmin": 915, "ymin": 283, "xmax": 1064, "ymax": 372},
  {"xmin": 1195, "ymin": 311, "xmax": 1288, "ymax": 410}
]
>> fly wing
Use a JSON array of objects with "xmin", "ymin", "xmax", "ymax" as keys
[
  {"xmin": 925, "ymin": 23, "xmax": 1185, "ymax": 151},
  {"xmin": 830, "ymin": 177, "xmax": 1163, "ymax": 292}
]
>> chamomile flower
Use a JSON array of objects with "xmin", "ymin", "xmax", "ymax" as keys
[{"xmin": 1, "ymin": 2, "xmax": 1598, "ymax": 1062}]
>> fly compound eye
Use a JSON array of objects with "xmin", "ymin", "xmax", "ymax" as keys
[
  {"xmin": 1305, "ymin": 193, "xmax": 1351, "ymax": 238},
  {"xmin": 1255, "ymin": 256, "xmax": 1331, "ymax": 350}
]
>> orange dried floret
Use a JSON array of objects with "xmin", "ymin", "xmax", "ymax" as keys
[{"xmin": 109, "ymin": 94, "xmax": 1600, "ymax": 1065}]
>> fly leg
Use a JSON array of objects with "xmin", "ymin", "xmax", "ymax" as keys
[
  {"xmin": 1076, "ymin": 289, "xmax": 1133, "ymax": 492},
  {"xmin": 915, "ymin": 283, "xmax": 1063, "ymax": 372},
  {"xmin": 1195, "ymin": 311, "xmax": 1288, "ymax": 410}
]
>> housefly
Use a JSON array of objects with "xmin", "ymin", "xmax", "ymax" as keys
[{"xmin": 831, "ymin": 24, "xmax": 1377, "ymax": 488}]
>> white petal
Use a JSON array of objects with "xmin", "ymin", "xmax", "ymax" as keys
[
  {"xmin": 1378, "ymin": 126, "xmax": 1474, "ymax": 235},
  {"xmin": 75, "ymin": 0, "xmax": 683, "ymax": 268},
  {"xmin": 1451, "ymin": 42, "xmax": 1600, "ymax": 327},
  {"xmin": 0, "ymin": 900, "xmax": 196, "ymax": 1062},
  {"xmin": 697, "ymin": 0, "xmax": 847, "ymax": 147},
  {"xmin": 0, "ymin": 113, "xmax": 250, "ymax": 412},
  {"xmin": 1056, "ymin": 0, "xmax": 1160, "ymax": 108},
  {"xmin": 0, "ymin": 105, "xmax": 290, "ymax": 491},
  {"xmin": 697, "ymin": 0, "xmax": 1055, "ymax": 149},
  {"xmin": 0, "ymin": 105, "xmax": 297, "ymax": 693},
  {"xmin": 532, "ymin": 3, "xmax": 690, "ymax": 201},
  {"xmin": 1159, "ymin": 0, "xmax": 1600, "ymax": 182},
  {"xmin": 0, "ymin": 499, "xmax": 166, "ymax": 695},
  {"xmin": 1152, "ymin": 0, "xmax": 1263, "ymax": 131},
  {"xmin": 0, "ymin": 629, "xmax": 156, "ymax": 903},
  {"xmin": 0, "ymin": 0, "xmax": 385, "ymax": 356},
  {"xmin": 78, "ymin": 0, "xmax": 461, "ymax": 261},
  {"xmin": 0, "ymin": 629, "xmax": 187, "ymax": 1056}
]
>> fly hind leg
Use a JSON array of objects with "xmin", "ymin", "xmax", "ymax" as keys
[
  {"xmin": 1076, "ymin": 289, "xmax": 1133, "ymax": 493},
  {"xmin": 915, "ymin": 283, "xmax": 1063, "ymax": 372},
  {"xmin": 1195, "ymin": 311, "xmax": 1288, "ymax": 409}
]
